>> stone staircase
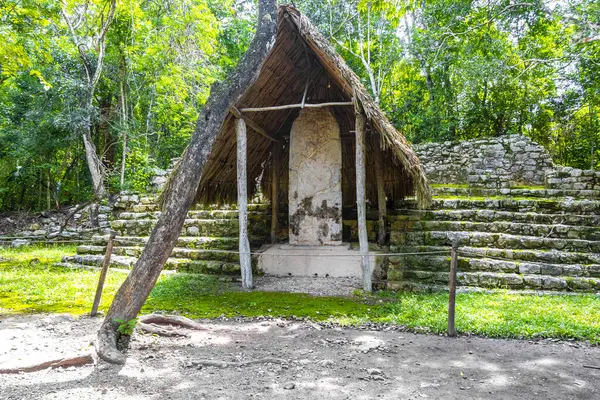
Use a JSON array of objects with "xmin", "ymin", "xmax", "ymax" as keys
[
  {"xmin": 63, "ymin": 195, "xmax": 272, "ymax": 275},
  {"xmin": 386, "ymin": 186, "xmax": 600, "ymax": 293},
  {"xmin": 62, "ymin": 185, "xmax": 600, "ymax": 293}
]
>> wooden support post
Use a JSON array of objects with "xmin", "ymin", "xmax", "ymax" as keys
[
  {"xmin": 91, "ymin": 231, "xmax": 116, "ymax": 316},
  {"xmin": 270, "ymin": 141, "xmax": 281, "ymax": 244},
  {"xmin": 236, "ymin": 118, "xmax": 253, "ymax": 289},
  {"xmin": 373, "ymin": 140, "xmax": 386, "ymax": 246},
  {"xmin": 448, "ymin": 241, "xmax": 459, "ymax": 337},
  {"xmin": 355, "ymin": 112, "xmax": 371, "ymax": 292}
]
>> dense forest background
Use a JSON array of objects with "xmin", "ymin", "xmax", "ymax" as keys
[{"xmin": 0, "ymin": 0, "xmax": 598, "ymax": 211}]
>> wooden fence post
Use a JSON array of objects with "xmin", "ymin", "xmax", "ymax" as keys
[
  {"xmin": 91, "ymin": 231, "xmax": 116, "ymax": 317},
  {"xmin": 448, "ymin": 240, "xmax": 459, "ymax": 337}
]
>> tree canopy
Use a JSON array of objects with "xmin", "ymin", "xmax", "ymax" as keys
[{"xmin": 0, "ymin": 0, "xmax": 598, "ymax": 211}]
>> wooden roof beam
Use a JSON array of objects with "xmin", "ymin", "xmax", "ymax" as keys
[
  {"xmin": 239, "ymin": 101, "xmax": 353, "ymax": 113},
  {"xmin": 229, "ymin": 106, "xmax": 279, "ymax": 142}
]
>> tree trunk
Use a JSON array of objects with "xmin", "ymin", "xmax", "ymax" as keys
[
  {"xmin": 83, "ymin": 94, "xmax": 107, "ymax": 200},
  {"xmin": 96, "ymin": 0, "xmax": 278, "ymax": 365}
]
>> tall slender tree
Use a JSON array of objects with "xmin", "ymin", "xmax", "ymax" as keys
[
  {"xmin": 61, "ymin": 0, "xmax": 117, "ymax": 201},
  {"xmin": 96, "ymin": 0, "xmax": 278, "ymax": 364}
]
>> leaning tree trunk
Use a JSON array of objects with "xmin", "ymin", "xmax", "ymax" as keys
[{"xmin": 96, "ymin": 0, "xmax": 279, "ymax": 365}]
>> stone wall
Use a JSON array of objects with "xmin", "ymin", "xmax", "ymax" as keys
[
  {"xmin": 413, "ymin": 134, "xmax": 554, "ymax": 187},
  {"xmin": 545, "ymin": 166, "xmax": 600, "ymax": 191}
]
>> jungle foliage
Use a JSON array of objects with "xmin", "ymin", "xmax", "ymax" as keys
[{"xmin": 0, "ymin": 0, "xmax": 598, "ymax": 211}]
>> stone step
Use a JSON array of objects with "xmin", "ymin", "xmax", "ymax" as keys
[
  {"xmin": 63, "ymin": 254, "xmax": 240, "ymax": 274},
  {"xmin": 388, "ymin": 254, "xmax": 600, "ymax": 279},
  {"xmin": 389, "ymin": 209, "xmax": 600, "ymax": 227},
  {"xmin": 396, "ymin": 198, "xmax": 600, "ymax": 215},
  {"xmin": 110, "ymin": 218, "xmax": 270, "ymax": 238},
  {"xmin": 90, "ymin": 235, "xmax": 261, "ymax": 250},
  {"xmin": 398, "ymin": 231, "xmax": 600, "ymax": 253},
  {"xmin": 392, "ymin": 245, "xmax": 600, "ymax": 265},
  {"xmin": 405, "ymin": 220, "xmax": 600, "ymax": 241},
  {"xmin": 116, "ymin": 209, "xmax": 270, "ymax": 220},
  {"xmin": 392, "ymin": 270, "xmax": 600, "ymax": 292},
  {"xmin": 77, "ymin": 245, "xmax": 239, "ymax": 262},
  {"xmin": 116, "ymin": 197, "xmax": 269, "ymax": 213},
  {"xmin": 432, "ymin": 186, "xmax": 600, "ymax": 199}
]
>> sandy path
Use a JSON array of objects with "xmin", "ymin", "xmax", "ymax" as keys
[{"xmin": 0, "ymin": 314, "xmax": 598, "ymax": 399}]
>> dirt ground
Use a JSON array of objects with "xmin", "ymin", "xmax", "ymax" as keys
[{"xmin": 0, "ymin": 314, "xmax": 598, "ymax": 400}]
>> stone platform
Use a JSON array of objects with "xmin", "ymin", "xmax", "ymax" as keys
[{"xmin": 257, "ymin": 243, "xmax": 374, "ymax": 278}]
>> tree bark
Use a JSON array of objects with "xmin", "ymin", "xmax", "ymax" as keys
[{"xmin": 96, "ymin": 0, "xmax": 278, "ymax": 365}]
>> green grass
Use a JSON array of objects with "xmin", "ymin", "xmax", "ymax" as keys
[
  {"xmin": 433, "ymin": 195, "xmax": 556, "ymax": 201},
  {"xmin": 430, "ymin": 183, "xmax": 470, "ymax": 189},
  {"xmin": 1, "ymin": 245, "xmax": 599, "ymax": 343},
  {"xmin": 374, "ymin": 292, "xmax": 600, "ymax": 341},
  {"xmin": 0, "ymin": 244, "xmax": 78, "ymax": 264}
]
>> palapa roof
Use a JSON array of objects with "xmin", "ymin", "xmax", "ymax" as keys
[{"xmin": 191, "ymin": 5, "xmax": 431, "ymax": 209}]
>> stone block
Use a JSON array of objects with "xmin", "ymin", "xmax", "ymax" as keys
[
  {"xmin": 524, "ymin": 276, "xmax": 543, "ymax": 288},
  {"xmin": 479, "ymin": 272, "xmax": 499, "ymax": 287},
  {"xmin": 519, "ymin": 263, "xmax": 540, "ymax": 274},
  {"xmin": 542, "ymin": 277, "xmax": 567, "ymax": 290},
  {"xmin": 500, "ymin": 274, "xmax": 524, "ymax": 287},
  {"xmin": 540, "ymin": 264, "xmax": 562, "ymax": 276}
]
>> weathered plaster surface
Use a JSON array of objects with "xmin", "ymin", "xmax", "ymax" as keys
[
  {"xmin": 288, "ymin": 108, "xmax": 342, "ymax": 245},
  {"xmin": 257, "ymin": 244, "xmax": 378, "ymax": 278}
]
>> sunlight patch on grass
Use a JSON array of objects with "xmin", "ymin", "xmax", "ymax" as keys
[{"xmin": 0, "ymin": 244, "xmax": 77, "ymax": 264}]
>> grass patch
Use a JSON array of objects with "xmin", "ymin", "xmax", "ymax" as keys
[
  {"xmin": 433, "ymin": 195, "xmax": 557, "ymax": 202},
  {"xmin": 0, "ymin": 243, "xmax": 78, "ymax": 264},
  {"xmin": 1, "ymin": 245, "xmax": 599, "ymax": 343},
  {"xmin": 430, "ymin": 183, "xmax": 470, "ymax": 189},
  {"xmin": 143, "ymin": 273, "xmax": 373, "ymax": 320},
  {"xmin": 375, "ymin": 292, "xmax": 600, "ymax": 342}
]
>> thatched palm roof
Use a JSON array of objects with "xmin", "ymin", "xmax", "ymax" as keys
[{"xmin": 190, "ymin": 5, "xmax": 431, "ymax": 209}]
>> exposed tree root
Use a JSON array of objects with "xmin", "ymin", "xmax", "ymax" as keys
[
  {"xmin": 96, "ymin": 324, "xmax": 127, "ymax": 365},
  {"xmin": 136, "ymin": 314, "xmax": 207, "ymax": 337},
  {"xmin": 0, "ymin": 353, "xmax": 94, "ymax": 374},
  {"xmin": 139, "ymin": 314, "xmax": 208, "ymax": 331},
  {"xmin": 97, "ymin": 314, "xmax": 207, "ymax": 364},
  {"xmin": 137, "ymin": 322, "xmax": 190, "ymax": 337},
  {"xmin": 192, "ymin": 358, "xmax": 287, "ymax": 368}
]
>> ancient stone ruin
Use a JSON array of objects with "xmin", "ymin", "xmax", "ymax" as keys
[
  {"xmin": 414, "ymin": 135, "xmax": 554, "ymax": 187},
  {"xmin": 55, "ymin": 133, "xmax": 600, "ymax": 293}
]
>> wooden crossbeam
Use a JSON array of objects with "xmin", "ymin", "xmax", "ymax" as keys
[
  {"xmin": 229, "ymin": 106, "xmax": 278, "ymax": 142},
  {"xmin": 239, "ymin": 101, "xmax": 353, "ymax": 113}
]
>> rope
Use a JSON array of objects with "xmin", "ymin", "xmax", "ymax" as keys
[{"xmin": 199, "ymin": 249, "xmax": 451, "ymax": 257}]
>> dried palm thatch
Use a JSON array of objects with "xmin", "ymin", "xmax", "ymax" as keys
[{"xmin": 162, "ymin": 5, "xmax": 431, "ymax": 210}]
